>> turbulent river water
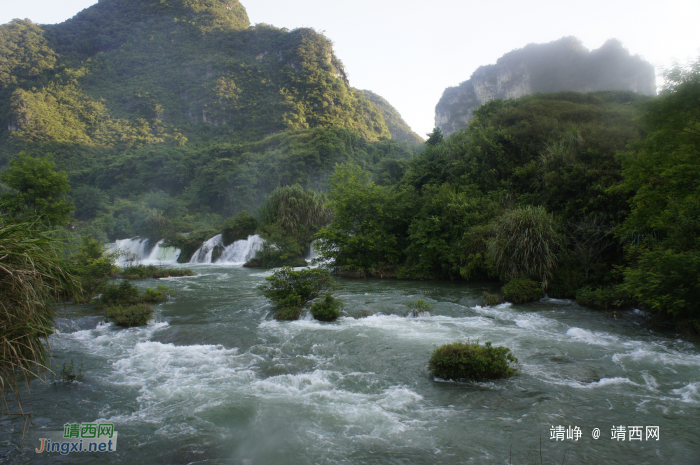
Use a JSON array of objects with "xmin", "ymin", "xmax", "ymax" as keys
[{"xmin": 3, "ymin": 264, "xmax": 699, "ymax": 464}]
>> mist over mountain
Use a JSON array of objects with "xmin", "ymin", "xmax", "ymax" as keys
[
  {"xmin": 435, "ymin": 37, "xmax": 656, "ymax": 136},
  {"xmin": 0, "ymin": 0, "xmax": 420, "ymax": 237}
]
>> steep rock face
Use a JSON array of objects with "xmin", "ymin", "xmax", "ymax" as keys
[{"xmin": 436, "ymin": 37, "xmax": 656, "ymax": 136}]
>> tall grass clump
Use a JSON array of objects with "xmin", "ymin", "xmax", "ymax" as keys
[
  {"xmin": 0, "ymin": 217, "xmax": 78, "ymax": 416},
  {"xmin": 488, "ymin": 205, "xmax": 565, "ymax": 289}
]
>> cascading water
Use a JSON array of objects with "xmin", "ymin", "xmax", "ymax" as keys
[
  {"xmin": 189, "ymin": 234, "xmax": 263, "ymax": 264},
  {"xmin": 218, "ymin": 234, "xmax": 264, "ymax": 264},
  {"xmin": 106, "ymin": 238, "xmax": 181, "ymax": 266},
  {"xmin": 308, "ymin": 240, "xmax": 319, "ymax": 261},
  {"xmin": 145, "ymin": 240, "xmax": 181, "ymax": 263},
  {"xmin": 189, "ymin": 234, "xmax": 224, "ymax": 264}
]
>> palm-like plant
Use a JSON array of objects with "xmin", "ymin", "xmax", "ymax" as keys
[
  {"xmin": 259, "ymin": 184, "xmax": 333, "ymax": 245},
  {"xmin": 487, "ymin": 205, "xmax": 565, "ymax": 289}
]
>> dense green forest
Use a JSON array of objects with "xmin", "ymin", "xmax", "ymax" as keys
[
  {"xmin": 316, "ymin": 64, "xmax": 700, "ymax": 334},
  {"xmin": 0, "ymin": 0, "xmax": 421, "ymax": 242},
  {"xmin": 0, "ymin": 0, "xmax": 697, "ymax": 336}
]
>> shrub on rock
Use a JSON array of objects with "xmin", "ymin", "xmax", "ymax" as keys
[
  {"xmin": 482, "ymin": 292, "xmax": 502, "ymax": 307},
  {"xmin": 310, "ymin": 294, "xmax": 343, "ymax": 321},
  {"xmin": 428, "ymin": 341, "xmax": 518, "ymax": 381},
  {"xmin": 406, "ymin": 299, "xmax": 433, "ymax": 317},
  {"xmin": 105, "ymin": 303, "xmax": 154, "ymax": 327},
  {"xmin": 274, "ymin": 307, "xmax": 303, "ymax": 321}
]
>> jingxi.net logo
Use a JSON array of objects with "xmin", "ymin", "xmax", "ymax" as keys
[{"xmin": 35, "ymin": 423, "xmax": 118, "ymax": 455}]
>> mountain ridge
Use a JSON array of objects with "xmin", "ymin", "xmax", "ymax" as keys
[{"xmin": 435, "ymin": 37, "xmax": 656, "ymax": 136}]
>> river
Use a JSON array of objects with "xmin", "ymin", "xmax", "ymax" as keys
[{"xmin": 2, "ymin": 264, "xmax": 699, "ymax": 464}]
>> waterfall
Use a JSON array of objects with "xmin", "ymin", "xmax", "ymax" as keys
[
  {"xmin": 106, "ymin": 238, "xmax": 181, "ymax": 267},
  {"xmin": 218, "ymin": 234, "xmax": 264, "ymax": 264},
  {"xmin": 145, "ymin": 240, "xmax": 181, "ymax": 264},
  {"xmin": 189, "ymin": 234, "xmax": 263, "ymax": 264},
  {"xmin": 189, "ymin": 234, "xmax": 224, "ymax": 264},
  {"xmin": 308, "ymin": 240, "xmax": 319, "ymax": 261}
]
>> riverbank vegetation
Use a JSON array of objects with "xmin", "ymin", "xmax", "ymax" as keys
[
  {"xmin": 316, "ymin": 59, "xmax": 700, "ymax": 333},
  {"xmin": 120, "ymin": 264, "xmax": 194, "ymax": 280}
]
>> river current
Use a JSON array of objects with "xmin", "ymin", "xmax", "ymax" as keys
[{"xmin": 3, "ymin": 264, "xmax": 699, "ymax": 464}]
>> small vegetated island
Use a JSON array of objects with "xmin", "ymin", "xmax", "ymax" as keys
[
  {"xmin": 429, "ymin": 341, "xmax": 519, "ymax": 382},
  {"xmin": 258, "ymin": 267, "xmax": 342, "ymax": 321}
]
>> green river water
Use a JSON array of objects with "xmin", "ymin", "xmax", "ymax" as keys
[{"xmin": 2, "ymin": 264, "xmax": 699, "ymax": 464}]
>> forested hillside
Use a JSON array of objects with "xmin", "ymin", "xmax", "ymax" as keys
[
  {"xmin": 317, "ymin": 73, "xmax": 700, "ymax": 333},
  {"xmin": 0, "ymin": 0, "xmax": 417, "ymax": 241}
]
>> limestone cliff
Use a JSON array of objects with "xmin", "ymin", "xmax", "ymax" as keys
[{"xmin": 436, "ymin": 37, "xmax": 656, "ymax": 136}]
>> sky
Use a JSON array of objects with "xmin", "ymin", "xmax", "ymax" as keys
[{"xmin": 2, "ymin": 0, "xmax": 699, "ymax": 138}]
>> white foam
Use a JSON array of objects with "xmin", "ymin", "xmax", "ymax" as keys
[
  {"xmin": 672, "ymin": 382, "xmax": 700, "ymax": 403},
  {"xmin": 566, "ymin": 327, "xmax": 619, "ymax": 346},
  {"xmin": 218, "ymin": 235, "xmax": 264, "ymax": 264}
]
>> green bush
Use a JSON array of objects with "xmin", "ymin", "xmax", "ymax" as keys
[
  {"xmin": 51, "ymin": 358, "xmax": 84, "ymax": 383},
  {"xmin": 502, "ymin": 278, "xmax": 543, "ymax": 304},
  {"xmin": 258, "ymin": 267, "xmax": 338, "ymax": 320},
  {"xmin": 96, "ymin": 281, "xmax": 170, "ymax": 308},
  {"xmin": 66, "ymin": 235, "xmax": 117, "ymax": 304},
  {"xmin": 428, "ymin": 341, "xmax": 518, "ymax": 381},
  {"xmin": 222, "ymin": 211, "xmax": 258, "ymax": 246},
  {"xmin": 621, "ymin": 249, "xmax": 700, "ymax": 328},
  {"xmin": 105, "ymin": 303, "xmax": 154, "ymax": 327},
  {"xmin": 274, "ymin": 307, "xmax": 303, "ymax": 321},
  {"xmin": 259, "ymin": 267, "xmax": 337, "ymax": 308},
  {"xmin": 576, "ymin": 286, "xmax": 632, "ymax": 310},
  {"xmin": 310, "ymin": 294, "xmax": 343, "ymax": 321},
  {"xmin": 483, "ymin": 292, "xmax": 503, "ymax": 307},
  {"xmin": 406, "ymin": 299, "xmax": 433, "ymax": 317}
]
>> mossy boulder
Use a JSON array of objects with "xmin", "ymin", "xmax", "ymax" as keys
[
  {"xmin": 428, "ymin": 341, "xmax": 518, "ymax": 381},
  {"xmin": 482, "ymin": 292, "xmax": 503, "ymax": 307},
  {"xmin": 502, "ymin": 278, "xmax": 543, "ymax": 304}
]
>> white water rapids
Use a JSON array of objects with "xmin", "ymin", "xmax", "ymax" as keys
[{"xmin": 5, "ymin": 255, "xmax": 698, "ymax": 464}]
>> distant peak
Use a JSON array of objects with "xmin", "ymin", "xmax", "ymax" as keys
[{"xmin": 83, "ymin": 0, "xmax": 250, "ymax": 32}]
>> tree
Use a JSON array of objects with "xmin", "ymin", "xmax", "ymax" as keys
[
  {"xmin": 0, "ymin": 152, "xmax": 73, "ymax": 226},
  {"xmin": 613, "ymin": 58, "xmax": 700, "ymax": 331},
  {"xmin": 315, "ymin": 164, "xmax": 403, "ymax": 271},
  {"xmin": 258, "ymin": 267, "xmax": 338, "ymax": 320},
  {"xmin": 425, "ymin": 127, "xmax": 444, "ymax": 146}
]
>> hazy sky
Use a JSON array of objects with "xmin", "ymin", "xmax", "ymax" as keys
[{"xmin": 3, "ymin": 0, "xmax": 699, "ymax": 138}]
